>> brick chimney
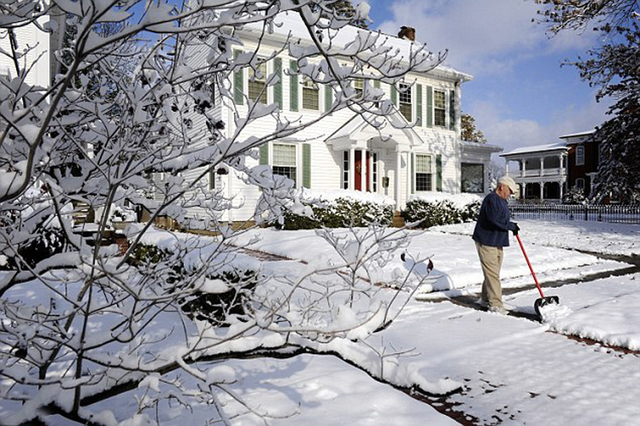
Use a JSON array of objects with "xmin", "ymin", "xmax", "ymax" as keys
[{"xmin": 398, "ymin": 26, "xmax": 416, "ymax": 41}]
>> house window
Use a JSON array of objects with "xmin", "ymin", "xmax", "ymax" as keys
[
  {"xmin": 302, "ymin": 77, "xmax": 319, "ymax": 110},
  {"xmin": 372, "ymin": 152, "xmax": 378, "ymax": 192},
  {"xmin": 399, "ymin": 83, "xmax": 412, "ymax": 122},
  {"xmin": 248, "ymin": 60, "xmax": 268, "ymax": 104},
  {"xmin": 272, "ymin": 144, "xmax": 297, "ymax": 185},
  {"xmin": 415, "ymin": 154, "xmax": 433, "ymax": 191},
  {"xmin": 434, "ymin": 90, "xmax": 446, "ymax": 127},
  {"xmin": 575, "ymin": 178, "xmax": 585, "ymax": 190},
  {"xmin": 461, "ymin": 163, "xmax": 484, "ymax": 193},
  {"xmin": 354, "ymin": 78, "xmax": 364, "ymax": 99},
  {"xmin": 342, "ymin": 151, "xmax": 350, "ymax": 189},
  {"xmin": 576, "ymin": 145, "xmax": 585, "ymax": 166}
]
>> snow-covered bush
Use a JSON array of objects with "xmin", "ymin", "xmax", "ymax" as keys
[
  {"xmin": 403, "ymin": 193, "xmax": 482, "ymax": 228},
  {"xmin": 563, "ymin": 187, "xmax": 588, "ymax": 205},
  {"xmin": 279, "ymin": 190, "xmax": 395, "ymax": 229}
]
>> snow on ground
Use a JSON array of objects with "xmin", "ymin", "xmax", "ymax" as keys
[
  {"xmin": 229, "ymin": 219, "xmax": 633, "ymax": 294},
  {"xmin": 4, "ymin": 220, "xmax": 640, "ymax": 424},
  {"xmin": 217, "ymin": 219, "xmax": 640, "ymax": 424},
  {"xmin": 432, "ymin": 219, "xmax": 640, "ymax": 257}
]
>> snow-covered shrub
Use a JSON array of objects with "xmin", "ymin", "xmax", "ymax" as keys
[
  {"xmin": 403, "ymin": 193, "xmax": 482, "ymax": 228},
  {"xmin": 563, "ymin": 187, "xmax": 588, "ymax": 205},
  {"xmin": 279, "ymin": 189, "xmax": 395, "ymax": 229},
  {"xmin": 181, "ymin": 269, "xmax": 258, "ymax": 326}
]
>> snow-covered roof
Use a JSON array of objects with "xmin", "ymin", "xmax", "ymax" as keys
[
  {"xmin": 559, "ymin": 129, "xmax": 596, "ymax": 139},
  {"xmin": 240, "ymin": 11, "xmax": 473, "ymax": 82},
  {"xmin": 500, "ymin": 142, "xmax": 567, "ymax": 157},
  {"xmin": 460, "ymin": 140, "xmax": 503, "ymax": 153},
  {"xmin": 325, "ymin": 111, "xmax": 426, "ymax": 149}
]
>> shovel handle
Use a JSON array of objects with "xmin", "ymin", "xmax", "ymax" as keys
[{"xmin": 515, "ymin": 234, "xmax": 546, "ymax": 298}]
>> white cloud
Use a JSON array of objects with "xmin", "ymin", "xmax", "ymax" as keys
[
  {"xmin": 468, "ymin": 94, "xmax": 610, "ymax": 161},
  {"xmin": 373, "ymin": 0, "xmax": 597, "ymax": 76}
]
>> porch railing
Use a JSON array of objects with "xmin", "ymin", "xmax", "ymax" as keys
[{"xmin": 510, "ymin": 203, "xmax": 640, "ymax": 224}]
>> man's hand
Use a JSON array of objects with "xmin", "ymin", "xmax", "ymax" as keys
[{"xmin": 512, "ymin": 223, "xmax": 520, "ymax": 236}]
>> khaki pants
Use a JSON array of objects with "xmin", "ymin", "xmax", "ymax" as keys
[{"xmin": 475, "ymin": 242, "xmax": 504, "ymax": 308}]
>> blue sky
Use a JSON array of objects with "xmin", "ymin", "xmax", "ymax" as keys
[{"xmin": 363, "ymin": 0, "xmax": 611, "ymax": 157}]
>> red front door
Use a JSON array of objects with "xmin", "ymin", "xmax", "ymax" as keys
[
  {"xmin": 354, "ymin": 151, "xmax": 371, "ymax": 192},
  {"xmin": 355, "ymin": 150, "xmax": 362, "ymax": 191}
]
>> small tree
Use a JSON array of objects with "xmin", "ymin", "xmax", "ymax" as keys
[
  {"xmin": 0, "ymin": 0, "xmax": 443, "ymax": 423},
  {"xmin": 461, "ymin": 112, "xmax": 487, "ymax": 143}
]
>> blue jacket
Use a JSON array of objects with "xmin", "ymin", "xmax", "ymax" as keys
[{"xmin": 472, "ymin": 192, "xmax": 517, "ymax": 247}]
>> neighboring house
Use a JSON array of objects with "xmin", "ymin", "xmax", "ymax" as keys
[
  {"xmin": 560, "ymin": 130, "xmax": 600, "ymax": 198},
  {"xmin": 177, "ymin": 14, "xmax": 502, "ymax": 223},
  {"xmin": 501, "ymin": 143, "xmax": 568, "ymax": 201},
  {"xmin": 501, "ymin": 129, "xmax": 599, "ymax": 201}
]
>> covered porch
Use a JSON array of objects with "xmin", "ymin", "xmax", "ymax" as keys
[
  {"xmin": 501, "ymin": 143, "xmax": 568, "ymax": 201},
  {"xmin": 326, "ymin": 112, "xmax": 428, "ymax": 209}
]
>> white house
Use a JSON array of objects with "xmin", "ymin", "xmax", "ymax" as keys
[{"xmin": 173, "ymin": 12, "xmax": 501, "ymax": 224}]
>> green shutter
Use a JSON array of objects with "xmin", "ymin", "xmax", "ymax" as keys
[
  {"xmin": 374, "ymin": 80, "xmax": 381, "ymax": 89},
  {"xmin": 274, "ymin": 57, "xmax": 283, "ymax": 110},
  {"xmin": 233, "ymin": 50, "xmax": 244, "ymax": 105},
  {"xmin": 302, "ymin": 143, "xmax": 311, "ymax": 188},
  {"xmin": 259, "ymin": 144, "xmax": 269, "ymax": 165},
  {"xmin": 289, "ymin": 60, "xmax": 298, "ymax": 112},
  {"xmin": 410, "ymin": 153, "xmax": 415, "ymax": 194},
  {"xmin": 449, "ymin": 89, "xmax": 456, "ymax": 130},
  {"xmin": 436, "ymin": 154, "xmax": 442, "ymax": 192},
  {"xmin": 416, "ymin": 84, "xmax": 423, "ymax": 126},
  {"xmin": 390, "ymin": 84, "xmax": 397, "ymax": 106},
  {"xmin": 324, "ymin": 84, "xmax": 333, "ymax": 113},
  {"xmin": 426, "ymin": 86, "xmax": 433, "ymax": 128}
]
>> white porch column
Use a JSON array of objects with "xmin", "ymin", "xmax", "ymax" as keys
[
  {"xmin": 395, "ymin": 151, "xmax": 402, "ymax": 206},
  {"xmin": 349, "ymin": 147, "xmax": 355, "ymax": 190},
  {"xmin": 406, "ymin": 152, "xmax": 412, "ymax": 197},
  {"xmin": 540, "ymin": 157, "xmax": 545, "ymax": 177},
  {"xmin": 540, "ymin": 181, "xmax": 544, "ymax": 201},
  {"xmin": 522, "ymin": 159, "xmax": 526, "ymax": 177},
  {"xmin": 360, "ymin": 148, "xmax": 366, "ymax": 192},
  {"xmin": 522, "ymin": 182, "xmax": 527, "ymax": 200},
  {"xmin": 559, "ymin": 180, "xmax": 564, "ymax": 200},
  {"xmin": 368, "ymin": 151, "xmax": 373, "ymax": 192}
]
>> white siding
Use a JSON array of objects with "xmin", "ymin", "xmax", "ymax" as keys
[{"xmin": 177, "ymin": 28, "xmax": 479, "ymax": 223}]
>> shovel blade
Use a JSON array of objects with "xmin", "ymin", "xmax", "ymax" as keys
[{"xmin": 534, "ymin": 296, "xmax": 560, "ymax": 316}]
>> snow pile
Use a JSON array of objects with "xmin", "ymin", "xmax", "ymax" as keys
[
  {"xmin": 538, "ymin": 303, "xmax": 573, "ymax": 323},
  {"xmin": 408, "ymin": 192, "xmax": 482, "ymax": 209},
  {"xmin": 298, "ymin": 188, "xmax": 396, "ymax": 207}
]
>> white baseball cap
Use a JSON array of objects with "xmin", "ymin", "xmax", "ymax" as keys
[{"xmin": 498, "ymin": 176, "xmax": 517, "ymax": 194}]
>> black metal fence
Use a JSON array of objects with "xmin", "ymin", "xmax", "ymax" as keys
[{"xmin": 510, "ymin": 203, "xmax": 640, "ymax": 224}]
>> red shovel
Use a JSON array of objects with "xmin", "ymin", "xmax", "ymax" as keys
[{"xmin": 515, "ymin": 234, "xmax": 560, "ymax": 316}]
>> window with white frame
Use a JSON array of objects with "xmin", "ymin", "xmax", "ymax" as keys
[
  {"xmin": 461, "ymin": 163, "xmax": 484, "ymax": 193},
  {"xmin": 575, "ymin": 145, "xmax": 585, "ymax": 166},
  {"xmin": 248, "ymin": 60, "xmax": 268, "ymax": 104},
  {"xmin": 272, "ymin": 144, "xmax": 297, "ymax": 185},
  {"xmin": 342, "ymin": 151, "xmax": 350, "ymax": 189},
  {"xmin": 302, "ymin": 77, "xmax": 319, "ymax": 110},
  {"xmin": 415, "ymin": 154, "xmax": 433, "ymax": 191},
  {"xmin": 399, "ymin": 83, "xmax": 412, "ymax": 122},
  {"xmin": 434, "ymin": 90, "xmax": 446, "ymax": 127}
]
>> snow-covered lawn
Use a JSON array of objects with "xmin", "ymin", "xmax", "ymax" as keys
[
  {"xmin": 218, "ymin": 219, "xmax": 640, "ymax": 425},
  {"xmin": 3, "ymin": 220, "xmax": 639, "ymax": 424}
]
